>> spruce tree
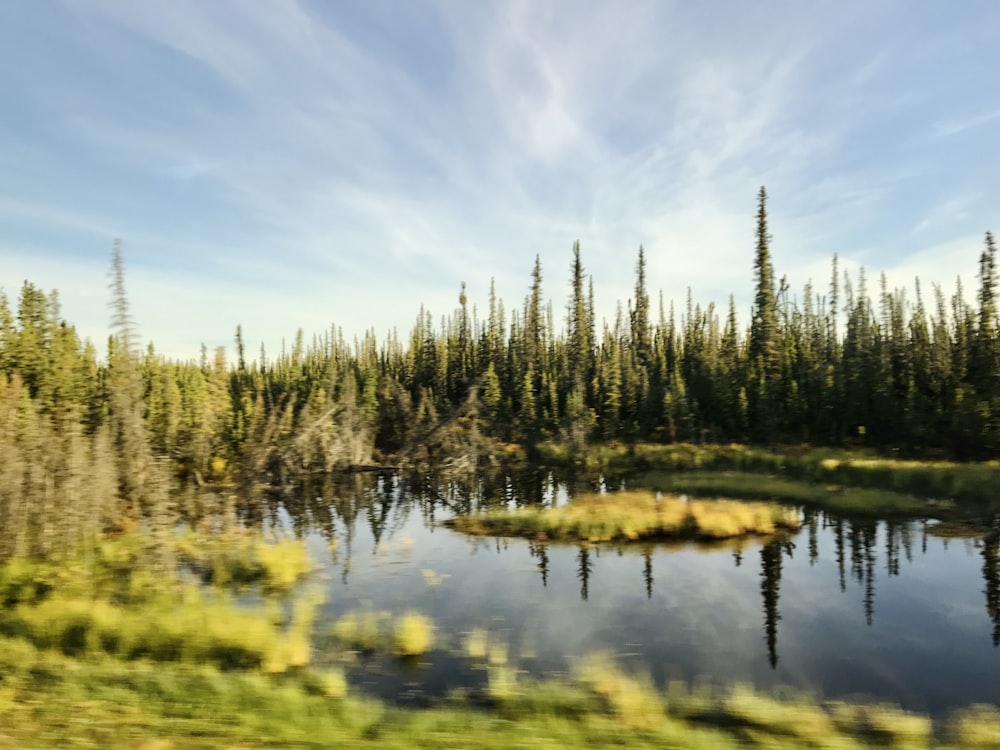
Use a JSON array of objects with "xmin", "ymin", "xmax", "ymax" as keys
[
  {"xmin": 748, "ymin": 187, "xmax": 779, "ymax": 440},
  {"xmin": 630, "ymin": 245, "xmax": 651, "ymax": 367}
]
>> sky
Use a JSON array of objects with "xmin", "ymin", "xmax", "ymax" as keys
[{"xmin": 1, "ymin": 0, "xmax": 998, "ymax": 361}]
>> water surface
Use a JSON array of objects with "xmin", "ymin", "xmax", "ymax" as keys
[{"xmin": 273, "ymin": 470, "xmax": 1000, "ymax": 715}]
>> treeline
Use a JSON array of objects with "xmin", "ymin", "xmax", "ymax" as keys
[{"xmin": 1, "ymin": 189, "xmax": 998, "ymax": 555}]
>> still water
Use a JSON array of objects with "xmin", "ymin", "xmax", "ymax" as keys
[{"xmin": 270, "ymin": 469, "xmax": 1000, "ymax": 716}]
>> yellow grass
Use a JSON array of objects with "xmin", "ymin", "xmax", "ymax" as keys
[
  {"xmin": 447, "ymin": 489, "xmax": 800, "ymax": 543},
  {"xmin": 392, "ymin": 612, "xmax": 434, "ymax": 657},
  {"xmin": 575, "ymin": 652, "xmax": 665, "ymax": 730}
]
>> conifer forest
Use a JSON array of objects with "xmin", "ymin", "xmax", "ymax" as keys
[
  {"xmin": 4, "ymin": 189, "xmax": 1000, "ymax": 749},
  {"xmin": 3, "ymin": 189, "xmax": 998, "ymax": 556}
]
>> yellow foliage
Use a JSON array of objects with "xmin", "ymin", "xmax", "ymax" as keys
[
  {"xmin": 487, "ymin": 664, "xmax": 519, "ymax": 701},
  {"xmin": 575, "ymin": 652, "xmax": 664, "ymax": 730},
  {"xmin": 393, "ymin": 612, "xmax": 434, "ymax": 657},
  {"xmin": 253, "ymin": 538, "xmax": 311, "ymax": 593},
  {"xmin": 209, "ymin": 456, "xmax": 227, "ymax": 478},
  {"xmin": 463, "ymin": 628, "xmax": 488, "ymax": 660},
  {"xmin": 320, "ymin": 668, "xmax": 348, "ymax": 699},
  {"xmin": 331, "ymin": 610, "xmax": 391, "ymax": 652},
  {"xmin": 723, "ymin": 684, "xmax": 835, "ymax": 742},
  {"xmin": 449, "ymin": 489, "xmax": 799, "ymax": 544},
  {"xmin": 949, "ymin": 704, "xmax": 1000, "ymax": 747},
  {"xmin": 487, "ymin": 641, "xmax": 508, "ymax": 667}
]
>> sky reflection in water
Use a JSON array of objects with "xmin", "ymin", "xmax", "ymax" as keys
[{"xmin": 283, "ymin": 472, "xmax": 1000, "ymax": 716}]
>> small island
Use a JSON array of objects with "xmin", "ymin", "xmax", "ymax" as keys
[{"xmin": 445, "ymin": 490, "xmax": 801, "ymax": 543}]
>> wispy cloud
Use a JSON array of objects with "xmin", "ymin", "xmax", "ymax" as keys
[
  {"xmin": 933, "ymin": 110, "xmax": 1000, "ymax": 138},
  {"xmin": 0, "ymin": 0, "xmax": 996, "ymax": 357}
]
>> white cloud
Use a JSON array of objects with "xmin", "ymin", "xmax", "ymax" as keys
[{"xmin": 2, "ymin": 1, "xmax": 997, "ymax": 355}]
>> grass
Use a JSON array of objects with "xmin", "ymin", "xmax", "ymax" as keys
[
  {"xmin": 536, "ymin": 441, "xmax": 1000, "ymax": 507},
  {"xmin": 0, "ymin": 533, "xmax": 320, "ymax": 673},
  {"xmin": 637, "ymin": 470, "xmax": 941, "ymax": 517},
  {"xmin": 330, "ymin": 610, "xmax": 435, "ymax": 657},
  {"xmin": 4, "ymin": 626, "xmax": 1000, "ymax": 748},
  {"xmin": 175, "ymin": 527, "xmax": 313, "ymax": 592},
  {"xmin": 331, "ymin": 609, "xmax": 392, "ymax": 653},
  {"xmin": 4, "ymin": 526, "xmax": 1000, "ymax": 748},
  {"xmin": 393, "ymin": 611, "xmax": 434, "ymax": 656},
  {"xmin": 446, "ymin": 489, "xmax": 800, "ymax": 543}
]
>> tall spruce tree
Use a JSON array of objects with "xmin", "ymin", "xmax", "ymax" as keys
[{"xmin": 749, "ymin": 186, "xmax": 779, "ymax": 440}]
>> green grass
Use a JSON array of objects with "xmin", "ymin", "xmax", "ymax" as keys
[
  {"xmin": 636, "ymin": 470, "xmax": 941, "ymax": 517},
  {"xmin": 329, "ymin": 610, "xmax": 435, "ymax": 657},
  {"xmin": 537, "ymin": 441, "xmax": 1000, "ymax": 507},
  {"xmin": 446, "ymin": 489, "xmax": 800, "ymax": 543},
  {"xmin": 7, "ymin": 633, "xmax": 1000, "ymax": 748},
  {"xmin": 0, "ymin": 534, "xmax": 320, "ymax": 673},
  {"xmin": 175, "ymin": 527, "xmax": 313, "ymax": 592}
]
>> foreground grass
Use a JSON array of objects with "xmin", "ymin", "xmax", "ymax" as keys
[
  {"xmin": 5, "ymin": 529, "xmax": 1000, "ymax": 748},
  {"xmin": 538, "ymin": 442, "xmax": 1000, "ymax": 509},
  {"xmin": 445, "ymin": 489, "xmax": 801, "ymax": 543},
  {"xmin": 4, "ymin": 635, "xmax": 1000, "ymax": 749},
  {"xmin": 0, "ymin": 532, "xmax": 318, "ymax": 673}
]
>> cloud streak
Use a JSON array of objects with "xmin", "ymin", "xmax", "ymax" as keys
[{"xmin": 0, "ymin": 0, "xmax": 997, "ymax": 358}]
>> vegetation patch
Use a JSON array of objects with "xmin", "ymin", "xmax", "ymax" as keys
[
  {"xmin": 175, "ymin": 527, "xmax": 313, "ymax": 592},
  {"xmin": 392, "ymin": 611, "xmax": 435, "ymax": 656},
  {"xmin": 635, "ymin": 470, "xmax": 939, "ymax": 517},
  {"xmin": 5, "ymin": 625, "xmax": 1000, "ymax": 748},
  {"xmin": 445, "ymin": 489, "xmax": 800, "ymax": 543},
  {"xmin": 0, "ymin": 534, "xmax": 320, "ymax": 673},
  {"xmin": 538, "ymin": 442, "xmax": 1000, "ymax": 507}
]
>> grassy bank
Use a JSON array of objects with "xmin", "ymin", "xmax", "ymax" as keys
[
  {"xmin": 537, "ymin": 442, "xmax": 1000, "ymax": 507},
  {"xmin": 445, "ymin": 489, "xmax": 800, "ymax": 543},
  {"xmin": 0, "ymin": 531, "xmax": 319, "ymax": 672},
  {"xmin": 636, "ymin": 470, "xmax": 944, "ymax": 517},
  {"xmin": 5, "ymin": 530, "xmax": 1000, "ymax": 748},
  {"xmin": 4, "ymin": 633, "xmax": 1000, "ymax": 748}
]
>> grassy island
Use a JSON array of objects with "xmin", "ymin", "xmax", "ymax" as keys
[{"xmin": 445, "ymin": 489, "xmax": 801, "ymax": 543}]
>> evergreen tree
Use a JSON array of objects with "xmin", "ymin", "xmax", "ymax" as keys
[{"xmin": 748, "ymin": 187, "xmax": 780, "ymax": 440}]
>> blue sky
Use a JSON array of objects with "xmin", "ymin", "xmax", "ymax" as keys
[{"xmin": 1, "ymin": 1, "xmax": 998, "ymax": 360}]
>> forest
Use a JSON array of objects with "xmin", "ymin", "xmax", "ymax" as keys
[
  {"xmin": 4, "ymin": 187, "xmax": 1000, "ymax": 748},
  {"xmin": 1, "ymin": 187, "xmax": 998, "ymax": 562}
]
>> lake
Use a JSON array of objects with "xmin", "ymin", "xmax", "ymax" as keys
[{"xmin": 268, "ymin": 468, "xmax": 1000, "ymax": 717}]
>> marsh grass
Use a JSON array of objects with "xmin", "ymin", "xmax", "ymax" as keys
[
  {"xmin": 924, "ymin": 520, "xmax": 992, "ymax": 539},
  {"xmin": 175, "ymin": 528, "xmax": 312, "ymax": 592},
  {"xmin": 575, "ymin": 651, "xmax": 665, "ymax": 730},
  {"xmin": 393, "ymin": 611, "xmax": 434, "ymax": 656},
  {"xmin": 638, "ymin": 471, "xmax": 936, "ymax": 517},
  {"xmin": 329, "ymin": 610, "xmax": 435, "ymax": 658},
  {"xmin": 330, "ymin": 609, "xmax": 392, "ymax": 652},
  {"xmin": 446, "ymin": 489, "xmax": 800, "ymax": 543},
  {"xmin": 948, "ymin": 704, "xmax": 1000, "ymax": 747},
  {"xmin": 0, "ymin": 534, "xmax": 320, "ymax": 673},
  {"xmin": 4, "ymin": 631, "xmax": 1000, "ymax": 748},
  {"xmin": 538, "ymin": 442, "xmax": 1000, "ymax": 507}
]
